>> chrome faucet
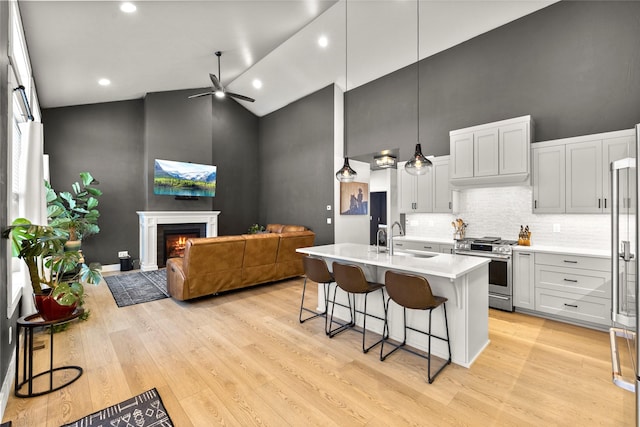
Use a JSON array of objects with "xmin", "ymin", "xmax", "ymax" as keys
[
  {"xmin": 389, "ymin": 221, "xmax": 404, "ymax": 256},
  {"xmin": 376, "ymin": 226, "xmax": 387, "ymax": 253}
]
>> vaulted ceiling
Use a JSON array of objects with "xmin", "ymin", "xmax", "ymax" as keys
[{"xmin": 19, "ymin": 0, "xmax": 557, "ymax": 117}]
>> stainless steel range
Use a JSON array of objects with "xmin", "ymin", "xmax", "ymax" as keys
[{"xmin": 454, "ymin": 237, "xmax": 518, "ymax": 312}]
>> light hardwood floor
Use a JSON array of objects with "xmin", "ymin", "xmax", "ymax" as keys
[{"xmin": 2, "ymin": 273, "xmax": 635, "ymax": 426}]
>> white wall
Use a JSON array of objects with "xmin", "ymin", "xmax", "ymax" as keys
[
  {"xmin": 404, "ymin": 185, "xmax": 617, "ymax": 251},
  {"xmin": 334, "ymin": 85, "xmax": 369, "ymax": 244}
]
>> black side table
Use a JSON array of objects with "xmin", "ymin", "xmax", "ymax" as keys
[{"xmin": 15, "ymin": 308, "xmax": 84, "ymax": 398}]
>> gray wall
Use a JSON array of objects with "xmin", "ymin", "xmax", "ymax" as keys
[
  {"xmin": 43, "ymin": 100, "xmax": 145, "ymax": 264},
  {"xmin": 347, "ymin": 1, "xmax": 640, "ymax": 160},
  {"xmin": 259, "ymin": 85, "xmax": 335, "ymax": 245}
]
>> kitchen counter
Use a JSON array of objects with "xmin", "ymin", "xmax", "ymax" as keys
[
  {"xmin": 512, "ymin": 244, "xmax": 610, "ymax": 258},
  {"xmin": 392, "ymin": 236, "xmax": 456, "ymax": 245},
  {"xmin": 296, "ymin": 243, "xmax": 490, "ymax": 368}
]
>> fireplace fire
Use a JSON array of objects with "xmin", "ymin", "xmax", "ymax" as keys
[
  {"xmin": 165, "ymin": 233, "xmax": 196, "ymax": 260},
  {"xmin": 157, "ymin": 223, "xmax": 207, "ymax": 268}
]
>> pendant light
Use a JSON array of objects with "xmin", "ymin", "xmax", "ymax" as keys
[
  {"xmin": 405, "ymin": 0, "xmax": 432, "ymax": 176},
  {"xmin": 336, "ymin": 0, "xmax": 357, "ymax": 183}
]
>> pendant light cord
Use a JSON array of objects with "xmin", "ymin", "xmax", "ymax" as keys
[
  {"xmin": 344, "ymin": 0, "xmax": 348, "ymax": 157},
  {"xmin": 416, "ymin": 0, "xmax": 420, "ymax": 145}
]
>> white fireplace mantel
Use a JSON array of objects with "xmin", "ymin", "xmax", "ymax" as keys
[{"xmin": 137, "ymin": 211, "xmax": 220, "ymax": 271}]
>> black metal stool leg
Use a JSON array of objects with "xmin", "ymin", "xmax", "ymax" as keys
[{"xmin": 299, "ymin": 277, "xmax": 329, "ymax": 324}]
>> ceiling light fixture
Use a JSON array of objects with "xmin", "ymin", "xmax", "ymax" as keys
[
  {"xmin": 252, "ymin": 79, "xmax": 263, "ymax": 89},
  {"xmin": 98, "ymin": 78, "xmax": 111, "ymax": 86},
  {"xmin": 120, "ymin": 2, "xmax": 136, "ymax": 13},
  {"xmin": 404, "ymin": 0, "xmax": 432, "ymax": 176},
  {"xmin": 318, "ymin": 35, "xmax": 329, "ymax": 48},
  {"xmin": 374, "ymin": 154, "xmax": 397, "ymax": 168},
  {"xmin": 336, "ymin": 0, "xmax": 357, "ymax": 183}
]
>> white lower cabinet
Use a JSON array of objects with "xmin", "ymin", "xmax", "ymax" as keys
[
  {"xmin": 392, "ymin": 240, "xmax": 453, "ymax": 255},
  {"xmin": 531, "ymin": 252, "xmax": 611, "ymax": 327},
  {"xmin": 513, "ymin": 252, "xmax": 534, "ymax": 310}
]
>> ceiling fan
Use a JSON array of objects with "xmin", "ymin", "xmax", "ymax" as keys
[{"xmin": 188, "ymin": 51, "xmax": 255, "ymax": 103}]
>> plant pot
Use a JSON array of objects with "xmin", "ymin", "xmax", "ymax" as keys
[{"xmin": 33, "ymin": 289, "xmax": 77, "ymax": 321}]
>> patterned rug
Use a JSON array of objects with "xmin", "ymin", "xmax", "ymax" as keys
[
  {"xmin": 61, "ymin": 388, "xmax": 173, "ymax": 427},
  {"xmin": 105, "ymin": 269, "xmax": 169, "ymax": 307}
]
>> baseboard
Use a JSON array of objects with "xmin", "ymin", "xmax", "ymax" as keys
[
  {"xmin": 0, "ymin": 352, "xmax": 16, "ymax": 423},
  {"xmin": 102, "ymin": 264, "xmax": 122, "ymax": 272}
]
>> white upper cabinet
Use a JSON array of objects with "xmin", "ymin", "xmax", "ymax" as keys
[
  {"xmin": 450, "ymin": 115, "xmax": 533, "ymax": 187},
  {"xmin": 432, "ymin": 156, "xmax": 453, "ymax": 213},
  {"xmin": 566, "ymin": 140, "xmax": 602, "ymax": 213},
  {"xmin": 398, "ymin": 161, "xmax": 433, "ymax": 213},
  {"xmin": 450, "ymin": 133, "xmax": 474, "ymax": 179},
  {"xmin": 531, "ymin": 128, "xmax": 635, "ymax": 214},
  {"xmin": 532, "ymin": 145, "xmax": 565, "ymax": 213},
  {"xmin": 499, "ymin": 122, "xmax": 530, "ymax": 175},
  {"xmin": 398, "ymin": 157, "xmax": 452, "ymax": 214}
]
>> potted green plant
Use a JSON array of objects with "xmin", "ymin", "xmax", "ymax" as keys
[
  {"xmin": 2, "ymin": 218, "xmax": 103, "ymax": 320},
  {"xmin": 248, "ymin": 224, "xmax": 265, "ymax": 234},
  {"xmin": 46, "ymin": 171, "xmax": 102, "ymax": 247}
]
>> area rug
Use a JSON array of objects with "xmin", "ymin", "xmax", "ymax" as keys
[
  {"xmin": 105, "ymin": 269, "xmax": 169, "ymax": 307},
  {"xmin": 61, "ymin": 388, "xmax": 174, "ymax": 427}
]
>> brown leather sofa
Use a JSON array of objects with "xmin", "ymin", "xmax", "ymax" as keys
[{"xmin": 166, "ymin": 225, "xmax": 315, "ymax": 301}]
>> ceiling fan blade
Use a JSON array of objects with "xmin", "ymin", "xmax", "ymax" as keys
[
  {"xmin": 188, "ymin": 92, "xmax": 214, "ymax": 99},
  {"xmin": 226, "ymin": 92, "xmax": 255, "ymax": 103},
  {"xmin": 209, "ymin": 73, "xmax": 224, "ymax": 92}
]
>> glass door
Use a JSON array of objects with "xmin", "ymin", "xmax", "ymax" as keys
[{"xmin": 610, "ymin": 125, "xmax": 639, "ymax": 424}]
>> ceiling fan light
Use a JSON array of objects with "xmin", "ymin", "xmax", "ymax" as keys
[
  {"xmin": 215, "ymin": 91, "xmax": 225, "ymax": 98},
  {"xmin": 405, "ymin": 143, "xmax": 432, "ymax": 176},
  {"xmin": 336, "ymin": 157, "xmax": 357, "ymax": 182}
]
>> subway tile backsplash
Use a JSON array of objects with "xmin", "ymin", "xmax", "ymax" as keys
[{"xmin": 404, "ymin": 186, "xmax": 621, "ymax": 251}]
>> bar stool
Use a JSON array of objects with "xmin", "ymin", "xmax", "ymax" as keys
[
  {"xmin": 327, "ymin": 261, "xmax": 387, "ymax": 353},
  {"xmin": 300, "ymin": 256, "xmax": 334, "ymax": 333},
  {"xmin": 380, "ymin": 270, "xmax": 451, "ymax": 383}
]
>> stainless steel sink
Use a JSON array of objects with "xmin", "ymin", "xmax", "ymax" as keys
[{"xmin": 392, "ymin": 251, "xmax": 435, "ymax": 259}]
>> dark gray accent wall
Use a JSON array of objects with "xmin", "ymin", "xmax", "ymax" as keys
[
  {"xmin": 259, "ymin": 84, "xmax": 335, "ymax": 245},
  {"xmin": 143, "ymin": 88, "xmax": 259, "ymax": 235},
  {"xmin": 210, "ymin": 95, "xmax": 260, "ymax": 235},
  {"xmin": 143, "ymin": 89, "xmax": 215, "ymax": 212},
  {"xmin": 347, "ymin": 1, "xmax": 640, "ymax": 159},
  {"xmin": 43, "ymin": 100, "xmax": 145, "ymax": 264}
]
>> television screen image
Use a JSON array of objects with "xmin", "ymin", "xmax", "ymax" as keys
[{"xmin": 153, "ymin": 159, "xmax": 216, "ymax": 198}]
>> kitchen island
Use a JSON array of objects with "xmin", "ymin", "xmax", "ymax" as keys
[{"xmin": 296, "ymin": 243, "xmax": 490, "ymax": 368}]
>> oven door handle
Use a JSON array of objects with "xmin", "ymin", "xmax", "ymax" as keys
[
  {"xmin": 489, "ymin": 293, "xmax": 510, "ymax": 301},
  {"xmin": 454, "ymin": 250, "xmax": 511, "ymax": 260}
]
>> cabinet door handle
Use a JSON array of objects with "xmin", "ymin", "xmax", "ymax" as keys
[
  {"xmin": 598, "ymin": 198, "xmax": 601, "ymax": 209},
  {"xmin": 563, "ymin": 278, "xmax": 578, "ymax": 283},
  {"xmin": 564, "ymin": 303, "xmax": 578, "ymax": 308},
  {"xmin": 563, "ymin": 260, "xmax": 578, "ymax": 264},
  {"xmin": 423, "ymin": 246, "xmax": 432, "ymax": 249},
  {"xmin": 534, "ymin": 200, "xmax": 537, "ymax": 209},
  {"xmin": 520, "ymin": 253, "xmax": 530, "ymax": 256},
  {"xmin": 396, "ymin": 243, "xmax": 403, "ymax": 247},
  {"xmin": 449, "ymin": 201, "xmax": 452, "ymax": 210},
  {"xmin": 604, "ymin": 198, "xmax": 607, "ymax": 208}
]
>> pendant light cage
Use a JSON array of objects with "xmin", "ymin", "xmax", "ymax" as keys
[
  {"xmin": 405, "ymin": 0, "xmax": 432, "ymax": 176},
  {"xmin": 336, "ymin": 0, "xmax": 357, "ymax": 183}
]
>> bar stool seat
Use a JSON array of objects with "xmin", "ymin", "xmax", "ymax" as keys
[
  {"xmin": 327, "ymin": 261, "xmax": 387, "ymax": 353},
  {"xmin": 380, "ymin": 270, "xmax": 451, "ymax": 383},
  {"xmin": 300, "ymin": 256, "xmax": 334, "ymax": 334}
]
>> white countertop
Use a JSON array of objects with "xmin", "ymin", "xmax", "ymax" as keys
[
  {"xmin": 512, "ymin": 244, "xmax": 611, "ymax": 258},
  {"xmin": 297, "ymin": 243, "xmax": 489, "ymax": 280},
  {"xmin": 394, "ymin": 236, "xmax": 456, "ymax": 245}
]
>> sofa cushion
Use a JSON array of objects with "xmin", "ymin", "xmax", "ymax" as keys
[
  {"xmin": 275, "ymin": 230, "xmax": 316, "ymax": 280},
  {"xmin": 241, "ymin": 233, "xmax": 279, "ymax": 285},
  {"xmin": 281, "ymin": 225, "xmax": 307, "ymax": 232},
  {"xmin": 265, "ymin": 224, "xmax": 284, "ymax": 233}
]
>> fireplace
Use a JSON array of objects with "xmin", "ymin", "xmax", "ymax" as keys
[
  {"xmin": 137, "ymin": 211, "xmax": 220, "ymax": 271},
  {"xmin": 157, "ymin": 223, "xmax": 207, "ymax": 267}
]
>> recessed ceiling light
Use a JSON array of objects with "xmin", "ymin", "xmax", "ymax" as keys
[
  {"xmin": 98, "ymin": 78, "xmax": 111, "ymax": 86},
  {"xmin": 252, "ymin": 79, "xmax": 263, "ymax": 89},
  {"xmin": 120, "ymin": 2, "xmax": 136, "ymax": 13},
  {"xmin": 318, "ymin": 35, "xmax": 328, "ymax": 48}
]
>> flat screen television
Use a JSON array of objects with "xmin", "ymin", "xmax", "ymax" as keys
[{"xmin": 153, "ymin": 159, "xmax": 216, "ymax": 198}]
